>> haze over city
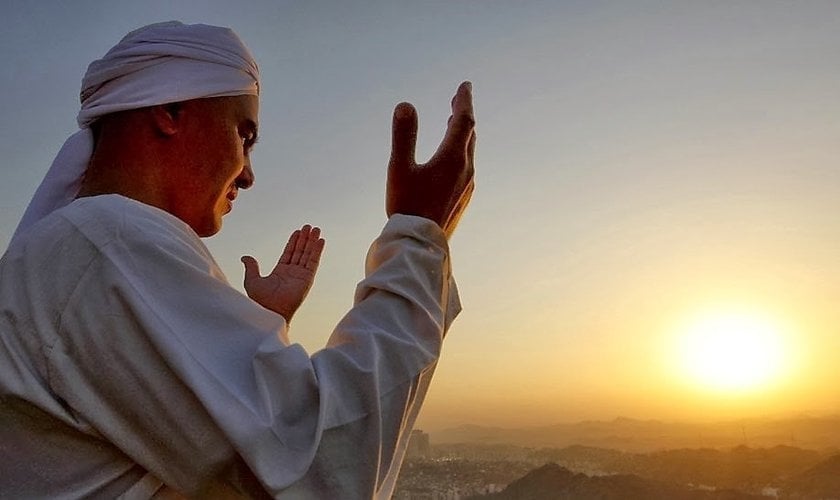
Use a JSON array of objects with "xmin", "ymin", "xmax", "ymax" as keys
[{"xmin": 2, "ymin": 1, "xmax": 838, "ymax": 432}]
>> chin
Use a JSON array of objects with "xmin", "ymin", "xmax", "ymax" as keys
[
  {"xmin": 202, "ymin": 224, "xmax": 223, "ymax": 237},
  {"xmin": 193, "ymin": 219, "xmax": 223, "ymax": 238}
]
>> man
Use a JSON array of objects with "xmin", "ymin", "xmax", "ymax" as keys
[{"xmin": 0, "ymin": 21, "xmax": 474, "ymax": 498}]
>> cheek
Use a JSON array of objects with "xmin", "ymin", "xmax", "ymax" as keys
[
  {"xmin": 224, "ymin": 134, "xmax": 246, "ymax": 168},
  {"xmin": 209, "ymin": 136, "xmax": 245, "ymax": 185}
]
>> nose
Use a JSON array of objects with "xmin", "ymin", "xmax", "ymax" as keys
[{"xmin": 235, "ymin": 161, "xmax": 255, "ymax": 190}]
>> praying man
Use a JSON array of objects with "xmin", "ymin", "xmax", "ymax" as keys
[{"xmin": 0, "ymin": 21, "xmax": 475, "ymax": 499}]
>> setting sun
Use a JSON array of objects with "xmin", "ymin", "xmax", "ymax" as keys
[{"xmin": 673, "ymin": 309, "xmax": 789, "ymax": 393}]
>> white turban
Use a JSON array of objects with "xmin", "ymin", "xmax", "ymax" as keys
[{"xmin": 13, "ymin": 21, "xmax": 260, "ymax": 240}]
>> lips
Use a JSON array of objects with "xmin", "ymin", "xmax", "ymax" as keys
[{"xmin": 222, "ymin": 190, "xmax": 237, "ymax": 214}]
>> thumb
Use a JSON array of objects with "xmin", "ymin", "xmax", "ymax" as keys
[
  {"xmin": 390, "ymin": 102, "xmax": 418, "ymax": 167},
  {"xmin": 241, "ymin": 255, "xmax": 261, "ymax": 281}
]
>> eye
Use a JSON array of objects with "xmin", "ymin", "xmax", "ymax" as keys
[{"xmin": 241, "ymin": 130, "xmax": 258, "ymax": 152}]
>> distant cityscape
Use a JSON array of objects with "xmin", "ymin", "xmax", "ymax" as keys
[{"xmin": 394, "ymin": 416, "xmax": 840, "ymax": 499}]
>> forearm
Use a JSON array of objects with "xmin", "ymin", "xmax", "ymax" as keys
[
  {"xmin": 290, "ymin": 214, "xmax": 460, "ymax": 497},
  {"xmin": 317, "ymin": 214, "xmax": 459, "ymax": 424}
]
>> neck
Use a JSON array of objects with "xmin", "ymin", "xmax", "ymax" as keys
[
  {"xmin": 80, "ymin": 110, "xmax": 154, "ymax": 197},
  {"xmin": 77, "ymin": 134, "xmax": 169, "ymax": 211}
]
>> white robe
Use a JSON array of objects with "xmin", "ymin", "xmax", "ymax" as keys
[{"xmin": 0, "ymin": 195, "xmax": 460, "ymax": 498}]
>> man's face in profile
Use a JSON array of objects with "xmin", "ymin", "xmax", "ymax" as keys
[{"xmin": 168, "ymin": 94, "xmax": 259, "ymax": 237}]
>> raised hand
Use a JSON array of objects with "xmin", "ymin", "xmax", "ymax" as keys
[
  {"xmin": 241, "ymin": 225, "xmax": 325, "ymax": 322},
  {"xmin": 387, "ymin": 81, "xmax": 476, "ymax": 238}
]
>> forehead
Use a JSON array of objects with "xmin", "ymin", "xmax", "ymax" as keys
[
  {"xmin": 222, "ymin": 95, "xmax": 259, "ymax": 123},
  {"xmin": 191, "ymin": 95, "xmax": 259, "ymax": 124}
]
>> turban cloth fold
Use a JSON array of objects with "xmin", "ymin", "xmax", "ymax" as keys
[{"xmin": 13, "ymin": 21, "xmax": 260, "ymax": 240}]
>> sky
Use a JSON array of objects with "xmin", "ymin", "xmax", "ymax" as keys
[{"xmin": 1, "ymin": 1, "xmax": 839, "ymax": 431}]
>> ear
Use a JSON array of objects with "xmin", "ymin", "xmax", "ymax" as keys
[{"xmin": 150, "ymin": 102, "xmax": 182, "ymax": 137}]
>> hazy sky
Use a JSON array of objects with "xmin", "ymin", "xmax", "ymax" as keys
[{"xmin": 2, "ymin": 1, "xmax": 839, "ymax": 430}]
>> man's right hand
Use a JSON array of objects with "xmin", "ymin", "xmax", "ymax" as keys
[
  {"xmin": 241, "ymin": 225, "xmax": 325, "ymax": 323},
  {"xmin": 386, "ymin": 81, "xmax": 476, "ymax": 238}
]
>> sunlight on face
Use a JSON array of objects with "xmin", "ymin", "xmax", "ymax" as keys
[{"xmin": 674, "ymin": 310, "xmax": 788, "ymax": 392}]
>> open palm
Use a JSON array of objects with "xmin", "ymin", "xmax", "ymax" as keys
[{"xmin": 241, "ymin": 225, "xmax": 325, "ymax": 322}]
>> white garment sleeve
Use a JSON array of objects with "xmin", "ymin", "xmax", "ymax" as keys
[{"xmin": 47, "ymin": 212, "xmax": 459, "ymax": 498}]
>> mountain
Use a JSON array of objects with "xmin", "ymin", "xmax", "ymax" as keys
[
  {"xmin": 605, "ymin": 445, "xmax": 822, "ymax": 492},
  {"xmin": 528, "ymin": 444, "xmax": 626, "ymax": 473},
  {"xmin": 781, "ymin": 453, "xmax": 840, "ymax": 498},
  {"xmin": 433, "ymin": 416, "xmax": 840, "ymax": 452},
  {"xmin": 472, "ymin": 463, "xmax": 761, "ymax": 500}
]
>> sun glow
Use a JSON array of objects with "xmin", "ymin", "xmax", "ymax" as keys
[{"xmin": 674, "ymin": 309, "xmax": 789, "ymax": 393}]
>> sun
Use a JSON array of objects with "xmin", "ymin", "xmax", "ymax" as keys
[{"xmin": 673, "ymin": 309, "xmax": 788, "ymax": 393}]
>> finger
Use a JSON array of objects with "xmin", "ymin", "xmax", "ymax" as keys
[
  {"xmin": 291, "ymin": 225, "xmax": 311, "ymax": 264},
  {"xmin": 449, "ymin": 81, "xmax": 473, "ymax": 116},
  {"xmin": 467, "ymin": 129, "xmax": 476, "ymax": 175},
  {"xmin": 390, "ymin": 102, "xmax": 418, "ymax": 166},
  {"xmin": 241, "ymin": 255, "xmax": 261, "ymax": 281},
  {"xmin": 279, "ymin": 230, "xmax": 300, "ymax": 265},
  {"xmin": 300, "ymin": 226, "xmax": 321, "ymax": 263},
  {"xmin": 439, "ymin": 81, "xmax": 475, "ymax": 155},
  {"xmin": 305, "ymin": 238, "xmax": 326, "ymax": 271}
]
